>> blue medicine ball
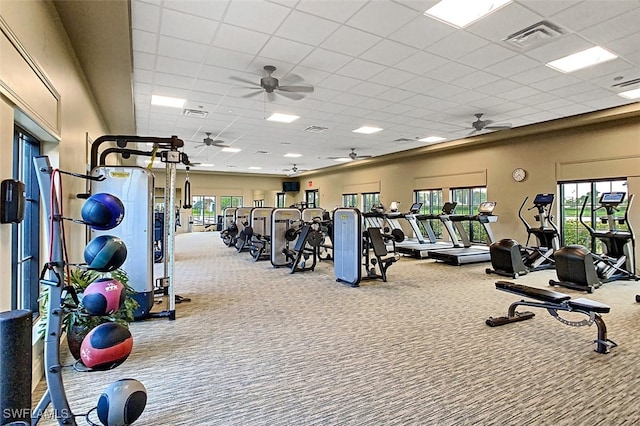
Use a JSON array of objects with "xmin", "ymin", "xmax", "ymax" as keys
[
  {"xmin": 82, "ymin": 193, "xmax": 125, "ymax": 230},
  {"xmin": 97, "ymin": 378, "xmax": 147, "ymax": 426},
  {"xmin": 84, "ymin": 236, "xmax": 127, "ymax": 272}
]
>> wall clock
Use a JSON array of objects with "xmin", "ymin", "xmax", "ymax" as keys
[{"xmin": 512, "ymin": 168, "xmax": 527, "ymax": 182}]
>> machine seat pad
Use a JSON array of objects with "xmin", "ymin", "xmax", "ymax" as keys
[
  {"xmin": 568, "ymin": 298, "xmax": 610, "ymax": 313},
  {"xmin": 495, "ymin": 281, "xmax": 571, "ymax": 304}
]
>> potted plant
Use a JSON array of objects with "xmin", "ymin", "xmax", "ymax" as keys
[{"xmin": 38, "ymin": 267, "xmax": 139, "ymax": 359}]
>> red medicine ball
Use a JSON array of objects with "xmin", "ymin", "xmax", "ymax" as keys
[
  {"xmin": 80, "ymin": 322, "xmax": 133, "ymax": 371},
  {"xmin": 82, "ymin": 278, "xmax": 126, "ymax": 316}
]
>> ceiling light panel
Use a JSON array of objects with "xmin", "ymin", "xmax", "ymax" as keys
[
  {"xmin": 419, "ymin": 136, "xmax": 446, "ymax": 143},
  {"xmin": 267, "ymin": 113, "xmax": 300, "ymax": 123},
  {"xmin": 618, "ymin": 88, "xmax": 640, "ymax": 100},
  {"xmin": 352, "ymin": 126, "xmax": 383, "ymax": 134},
  {"xmin": 424, "ymin": 0, "xmax": 512, "ymax": 29},
  {"xmin": 151, "ymin": 95, "xmax": 186, "ymax": 108},
  {"xmin": 546, "ymin": 46, "xmax": 617, "ymax": 73},
  {"xmin": 284, "ymin": 153, "xmax": 302, "ymax": 157},
  {"xmin": 221, "ymin": 147, "xmax": 242, "ymax": 153}
]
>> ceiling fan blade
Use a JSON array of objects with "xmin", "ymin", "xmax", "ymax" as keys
[
  {"xmin": 229, "ymin": 75, "xmax": 260, "ymax": 87},
  {"xmin": 212, "ymin": 142, "xmax": 230, "ymax": 148},
  {"xmin": 279, "ymin": 85, "xmax": 314, "ymax": 93},
  {"xmin": 485, "ymin": 124, "xmax": 512, "ymax": 130},
  {"xmin": 281, "ymin": 73, "xmax": 304, "ymax": 85},
  {"xmin": 276, "ymin": 90, "xmax": 304, "ymax": 101},
  {"xmin": 358, "ymin": 155, "xmax": 372, "ymax": 159},
  {"xmin": 241, "ymin": 90, "xmax": 264, "ymax": 99}
]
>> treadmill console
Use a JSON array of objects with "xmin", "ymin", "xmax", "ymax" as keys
[
  {"xmin": 533, "ymin": 193, "xmax": 554, "ymax": 206},
  {"xmin": 409, "ymin": 202, "xmax": 422, "ymax": 214},
  {"xmin": 442, "ymin": 202, "xmax": 457, "ymax": 214},
  {"xmin": 478, "ymin": 201, "xmax": 497, "ymax": 215},
  {"xmin": 599, "ymin": 192, "xmax": 625, "ymax": 207}
]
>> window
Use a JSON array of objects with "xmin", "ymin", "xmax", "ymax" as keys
[
  {"xmin": 253, "ymin": 199, "xmax": 264, "ymax": 207},
  {"xmin": 342, "ymin": 194, "xmax": 358, "ymax": 208},
  {"xmin": 362, "ymin": 192, "xmax": 380, "ymax": 213},
  {"xmin": 220, "ymin": 195, "xmax": 243, "ymax": 211},
  {"xmin": 559, "ymin": 179, "xmax": 628, "ymax": 249},
  {"xmin": 276, "ymin": 193, "xmax": 286, "ymax": 208},
  {"xmin": 12, "ymin": 128, "xmax": 41, "ymax": 313},
  {"xmin": 414, "ymin": 189, "xmax": 443, "ymax": 238},
  {"xmin": 451, "ymin": 187, "xmax": 487, "ymax": 243},
  {"xmin": 305, "ymin": 189, "xmax": 319, "ymax": 208},
  {"xmin": 191, "ymin": 195, "xmax": 216, "ymax": 225}
]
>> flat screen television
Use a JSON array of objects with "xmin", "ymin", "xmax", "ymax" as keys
[{"xmin": 282, "ymin": 181, "xmax": 300, "ymax": 192}]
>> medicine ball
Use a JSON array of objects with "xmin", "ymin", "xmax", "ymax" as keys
[
  {"xmin": 82, "ymin": 193, "xmax": 125, "ymax": 231},
  {"xmin": 97, "ymin": 379, "xmax": 147, "ymax": 426},
  {"xmin": 80, "ymin": 322, "xmax": 133, "ymax": 370},
  {"xmin": 82, "ymin": 278, "xmax": 126, "ymax": 316},
  {"xmin": 85, "ymin": 236, "xmax": 127, "ymax": 272}
]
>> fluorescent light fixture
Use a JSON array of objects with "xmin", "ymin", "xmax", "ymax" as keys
[
  {"xmin": 284, "ymin": 153, "xmax": 302, "ymax": 158},
  {"xmin": 352, "ymin": 126, "xmax": 383, "ymax": 134},
  {"xmin": 546, "ymin": 46, "xmax": 617, "ymax": 73},
  {"xmin": 267, "ymin": 113, "xmax": 300, "ymax": 123},
  {"xmin": 424, "ymin": 0, "xmax": 511, "ymax": 28},
  {"xmin": 333, "ymin": 158, "xmax": 351, "ymax": 162},
  {"xmin": 419, "ymin": 136, "xmax": 446, "ymax": 143},
  {"xmin": 248, "ymin": 166, "xmax": 262, "ymax": 170},
  {"xmin": 151, "ymin": 95, "xmax": 186, "ymax": 108},
  {"xmin": 221, "ymin": 147, "xmax": 241, "ymax": 153},
  {"xmin": 199, "ymin": 163, "xmax": 214, "ymax": 167},
  {"xmin": 618, "ymin": 88, "xmax": 640, "ymax": 100}
]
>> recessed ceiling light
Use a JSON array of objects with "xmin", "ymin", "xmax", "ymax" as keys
[
  {"xmin": 424, "ymin": 0, "xmax": 511, "ymax": 28},
  {"xmin": 267, "ymin": 113, "xmax": 300, "ymax": 123},
  {"xmin": 248, "ymin": 166, "xmax": 262, "ymax": 170},
  {"xmin": 419, "ymin": 136, "xmax": 446, "ymax": 143},
  {"xmin": 333, "ymin": 158, "xmax": 351, "ymax": 162},
  {"xmin": 546, "ymin": 46, "xmax": 617, "ymax": 73},
  {"xmin": 221, "ymin": 147, "xmax": 241, "ymax": 153},
  {"xmin": 151, "ymin": 95, "xmax": 186, "ymax": 108},
  {"xmin": 284, "ymin": 153, "xmax": 302, "ymax": 158},
  {"xmin": 199, "ymin": 163, "xmax": 214, "ymax": 167},
  {"xmin": 618, "ymin": 88, "xmax": 640, "ymax": 100},
  {"xmin": 353, "ymin": 126, "xmax": 383, "ymax": 134}
]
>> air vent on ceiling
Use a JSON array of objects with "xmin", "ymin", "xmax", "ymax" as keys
[
  {"xmin": 612, "ymin": 77, "xmax": 640, "ymax": 88},
  {"xmin": 255, "ymin": 150, "xmax": 272, "ymax": 155},
  {"xmin": 305, "ymin": 125, "xmax": 329, "ymax": 133},
  {"xmin": 182, "ymin": 108, "xmax": 209, "ymax": 118},
  {"xmin": 504, "ymin": 20, "xmax": 566, "ymax": 50},
  {"xmin": 393, "ymin": 137, "xmax": 415, "ymax": 143}
]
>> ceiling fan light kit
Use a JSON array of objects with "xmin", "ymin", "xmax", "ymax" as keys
[{"xmin": 230, "ymin": 65, "xmax": 314, "ymax": 101}]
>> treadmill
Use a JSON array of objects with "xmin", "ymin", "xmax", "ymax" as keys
[
  {"xmin": 387, "ymin": 202, "xmax": 457, "ymax": 259},
  {"xmin": 427, "ymin": 201, "xmax": 498, "ymax": 265}
]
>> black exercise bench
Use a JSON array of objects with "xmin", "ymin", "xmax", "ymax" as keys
[{"xmin": 486, "ymin": 281, "xmax": 616, "ymax": 354}]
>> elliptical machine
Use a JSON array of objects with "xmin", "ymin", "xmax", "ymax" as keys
[
  {"xmin": 550, "ymin": 191, "xmax": 638, "ymax": 293},
  {"xmin": 486, "ymin": 193, "xmax": 559, "ymax": 278}
]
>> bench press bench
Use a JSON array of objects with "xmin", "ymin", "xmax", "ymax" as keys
[{"xmin": 486, "ymin": 281, "xmax": 616, "ymax": 354}]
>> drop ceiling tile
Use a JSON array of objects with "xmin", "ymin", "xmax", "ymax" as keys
[
  {"xmin": 276, "ymin": 10, "xmax": 341, "ymax": 45},
  {"xmin": 551, "ymin": 81, "xmax": 600, "ymax": 98},
  {"xmin": 465, "ymin": 2, "xmax": 544, "ymax": 42},
  {"xmin": 356, "ymin": 97, "xmax": 393, "ymax": 110},
  {"xmin": 134, "ymin": 52, "xmax": 156, "ymax": 71},
  {"xmin": 349, "ymin": 81, "xmax": 392, "ymax": 98},
  {"xmin": 382, "ymin": 102, "xmax": 415, "ymax": 115},
  {"xmin": 583, "ymin": 96, "xmax": 633, "ymax": 111},
  {"xmin": 190, "ymin": 79, "xmax": 232, "ymax": 96},
  {"xmin": 580, "ymin": 9, "xmax": 640, "ymax": 46},
  {"xmin": 332, "ymin": 93, "xmax": 369, "ymax": 107},
  {"xmin": 289, "ymin": 65, "xmax": 331, "ymax": 86},
  {"xmin": 549, "ymin": 1, "xmax": 639, "ymax": 32},
  {"xmin": 299, "ymin": 48, "xmax": 353, "ymax": 73},
  {"xmin": 223, "ymin": 0, "xmax": 291, "ymax": 34},
  {"xmin": 157, "ymin": 36, "xmax": 208, "ymax": 63},
  {"xmin": 457, "ymin": 43, "xmax": 517, "ymax": 69},
  {"xmin": 131, "ymin": 1, "xmax": 161, "ymax": 32},
  {"xmin": 134, "ymin": 68, "xmax": 154, "ymax": 83},
  {"xmin": 388, "ymin": 15, "xmax": 455, "ymax": 49},
  {"xmin": 549, "ymin": 103, "xmax": 592, "ymax": 117},
  {"xmin": 346, "ymin": 1, "xmax": 417, "ymax": 37},
  {"xmin": 258, "ymin": 37, "xmax": 315, "ymax": 64},
  {"xmin": 159, "ymin": 8, "xmax": 219, "ymax": 43},
  {"xmin": 508, "ymin": 64, "xmax": 558, "ymax": 85},
  {"xmin": 498, "ymin": 85, "xmax": 542, "ymax": 102},
  {"xmin": 475, "ymin": 78, "xmax": 522, "ymax": 96},
  {"xmin": 295, "ymin": 0, "xmax": 368, "ymax": 23},
  {"xmin": 134, "ymin": 82, "xmax": 153, "ymax": 95},
  {"xmin": 132, "ymin": 30, "xmax": 158, "ymax": 54},
  {"xmin": 533, "ymin": 73, "xmax": 583, "ymax": 92},
  {"xmin": 360, "ymin": 39, "xmax": 419, "ymax": 67},
  {"xmin": 163, "ymin": 0, "xmax": 228, "ymax": 21},
  {"xmin": 450, "ymin": 70, "xmax": 501, "ymax": 90},
  {"xmin": 155, "ymin": 56, "xmax": 201, "ymax": 78},
  {"xmin": 317, "ymin": 74, "xmax": 362, "ymax": 92},
  {"xmin": 517, "ymin": 1, "xmax": 580, "ymax": 19},
  {"xmin": 321, "ymin": 26, "xmax": 382, "ymax": 57},
  {"xmin": 570, "ymin": 59, "xmax": 634, "ymax": 81},
  {"xmin": 394, "ymin": 51, "xmax": 449, "ymax": 74},
  {"xmin": 428, "ymin": 62, "xmax": 476, "ymax": 83},
  {"xmin": 369, "ymin": 68, "xmax": 417, "ymax": 87},
  {"xmin": 337, "ymin": 59, "xmax": 387, "ymax": 80},
  {"xmin": 524, "ymin": 33, "xmax": 594, "ymax": 64},
  {"xmin": 484, "ymin": 55, "xmax": 542, "ymax": 78},
  {"xmin": 447, "ymin": 90, "xmax": 489, "ymax": 106},
  {"xmin": 425, "ymin": 31, "xmax": 489, "ymax": 60},
  {"xmin": 517, "ymin": 91, "xmax": 559, "ymax": 106},
  {"xmin": 203, "ymin": 47, "xmax": 255, "ymax": 72},
  {"xmin": 154, "ymin": 72, "xmax": 195, "ymax": 89},
  {"xmin": 212, "ymin": 24, "xmax": 270, "ymax": 55}
]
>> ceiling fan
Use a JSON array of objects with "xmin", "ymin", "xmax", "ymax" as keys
[
  {"xmin": 230, "ymin": 65, "xmax": 314, "ymax": 101},
  {"xmin": 329, "ymin": 148, "xmax": 372, "ymax": 161},
  {"xmin": 195, "ymin": 132, "xmax": 229, "ymax": 148},
  {"xmin": 282, "ymin": 164, "xmax": 309, "ymax": 175},
  {"xmin": 469, "ymin": 113, "xmax": 512, "ymax": 134}
]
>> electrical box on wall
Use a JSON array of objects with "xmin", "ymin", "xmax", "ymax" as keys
[{"xmin": 1, "ymin": 179, "xmax": 26, "ymax": 224}]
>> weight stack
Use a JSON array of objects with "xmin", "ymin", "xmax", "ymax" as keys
[{"xmin": 0, "ymin": 310, "xmax": 32, "ymax": 425}]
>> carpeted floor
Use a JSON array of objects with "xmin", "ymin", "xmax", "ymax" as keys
[{"xmin": 34, "ymin": 231, "xmax": 640, "ymax": 425}]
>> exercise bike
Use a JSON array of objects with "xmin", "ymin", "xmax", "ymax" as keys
[
  {"xmin": 549, "ymin": 191, "xmax": 638, "ymax": 293},
  {"xmin": 486, "ymin": 193, "xmax": 559, "ymax": 278}
]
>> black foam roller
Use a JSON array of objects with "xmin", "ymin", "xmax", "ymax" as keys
[{"xmin": 0, "ymin": 310, "xmax": 32, "ymax": 425}]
